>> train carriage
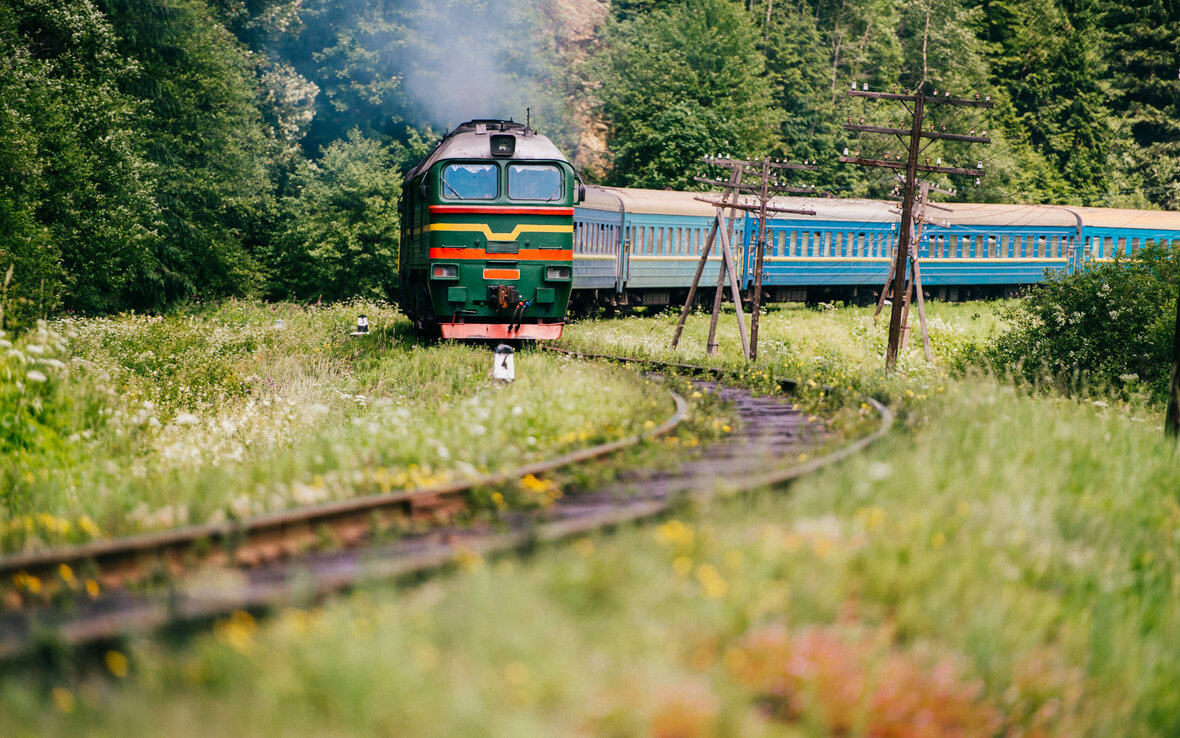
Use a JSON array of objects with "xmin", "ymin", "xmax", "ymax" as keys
[
  {"xmin": 571, "ymin": 186, "xmax": 1180, "ymax": 307},
  {"xmin": 399, "ymin": 120, "xmax": 580, "ymax": 339}
]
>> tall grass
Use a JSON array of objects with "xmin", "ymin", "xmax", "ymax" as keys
[
  {"xmin": 5, "ymin": 302, "xmax": 1180, "ymax": 736},
  {"xmin": 0, "ymin": 301, "xmax": 670, "ymax": 551}
]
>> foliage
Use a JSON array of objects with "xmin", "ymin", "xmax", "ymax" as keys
[
  {"xmin": 99, "ymin": 0, "xmax": 280, "ymax": 308},
  {"xmin": 986, "ymin": 243, "xmax": 1180, "ymax": 399},
  {"xmin": 0, "ymin": 0, "xmax": 160, "ymax": 314},
  {"xmin": 268, "ymin": 132, "xmax": 402, "ymax": 302},
  {"xmin": 592, "ymin": 0, "xmax": 782, "ymax": 189}
]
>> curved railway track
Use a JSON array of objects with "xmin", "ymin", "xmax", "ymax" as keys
[{"xmin": 0, "ymin": 353, "xmax": 892, "ymax": 660}]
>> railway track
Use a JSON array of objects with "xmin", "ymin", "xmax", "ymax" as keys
[{"xmin": 0, "ymin": 353, "xmax": 892, "ymax": 660}]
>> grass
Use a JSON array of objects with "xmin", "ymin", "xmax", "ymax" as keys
[
  {"xmin": 0, "ymin": 300, "xmax": 685, "ymax": 552},
  {"xmin": 4, "ymin": 300, "xmax": 1180, "ymax": 736}
]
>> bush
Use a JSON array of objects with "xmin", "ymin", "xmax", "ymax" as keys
[{"xmin": 985, "ymin": 243, "xmax": 1180, "ymax": 399}]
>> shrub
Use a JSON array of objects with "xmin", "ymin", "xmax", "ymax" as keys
[{"xmin": 985, "ymin": 244, "xmax": 1180, "ymax": 400}]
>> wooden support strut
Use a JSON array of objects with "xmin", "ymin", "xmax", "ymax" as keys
[
  {"xmin": 672, "ymin": 157, "xmax": 817, "ymax": 360},
  {"xmin": 671, "ymin": 167, "xmax": 741, "ymax": 352}
]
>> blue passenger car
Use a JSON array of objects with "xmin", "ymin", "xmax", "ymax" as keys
[{"xmin": 571, "ymin": 187, "xmax": 1180, "ymax": 307}]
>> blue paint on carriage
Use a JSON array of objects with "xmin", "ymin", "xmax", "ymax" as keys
[
  {"xmin": 571, "ymin": 199, "xmax": 1180, "ymax": 296},
  {"xmin": 573, "ymin": 205, "xmax": 624, "ymax": 290},
  {"xmin": 1082, "ymin": 227, "xmax": 1180, "ymax": 260},
  {"xmin": 623, "ymin": 212, "xmax": 727, "ymax": 289}
]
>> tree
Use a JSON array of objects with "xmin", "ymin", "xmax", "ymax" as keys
[
  {"xmin": 0, "ymin": 0, "xmax": 160, "ymax": 314},
  {"xmin": 100, "ymin": 0, "xmax": 280, "ymax": 307},
  {"xmin": 985, "ymin": 0, "xmax": 1113, "ymax": 204},
  {"xmin": 594, "ymin": 0, "xmax": 782, "ymax": 189},
  {"xmin": 1103, "ymin": 0, "xmax": 1180, "ymax": 209},
  {"xmin": 268, "ymin": 132, "xmax": 401, "ymax": 301}
]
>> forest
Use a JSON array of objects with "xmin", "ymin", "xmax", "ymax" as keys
[{"xmin": 0, "ymin": 0, "xmax": 1177, "ymax": 315}]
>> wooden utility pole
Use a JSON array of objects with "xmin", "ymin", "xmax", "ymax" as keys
[
  {"xmin": 670, "ymin": 156, "xmax": 816, "ymax": 360},
  {"xmin": 1168, "ymin": 284, "xmax": 1180, "ymax": 436},
  {"xmin": 839, "ymin": 86, "xmax": 992, "ymax": 369},
  {"xmin": 875, "ymin": 180, "xmax": 951, "ymax": 362}
]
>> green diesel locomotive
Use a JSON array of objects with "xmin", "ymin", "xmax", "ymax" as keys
[{"xmin": 399, "ymin": 120, "xmax": 581, "ymax": 340}]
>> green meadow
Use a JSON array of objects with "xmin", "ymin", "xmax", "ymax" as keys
[{"xmin": 3, "ymin": 301, "xmax": 1179, "ymax": 737}]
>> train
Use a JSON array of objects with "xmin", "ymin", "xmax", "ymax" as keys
[
  {"xmin": 572, "ymin": 187, "xmax": 1180, "ymax": 309},
  {"xmin": 399, "ymin": 119, "xmax": 1180, "ymax": 335},
  {"xmin": 398, "ymin": 119, "xmax": 582, "ymax": 339}
]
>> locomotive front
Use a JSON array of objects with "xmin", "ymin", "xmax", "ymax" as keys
[{"xmin": 399, "ymin": 120, "xmax": 579, "ymax": 339}]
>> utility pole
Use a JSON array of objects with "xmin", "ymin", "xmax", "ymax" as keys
[
  {"xmin": 670, "ymin": 156, "xmax": 817, "ymax": 360},
  {"xmin": 1168, "ymin": 285, "xmax": 1180, "ymax": 436},
  {"xmin": 840, "ymin": 86, "xmax": 992, "ymax": 369}
]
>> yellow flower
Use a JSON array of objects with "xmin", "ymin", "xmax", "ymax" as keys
[
  {"xmin": 105, "ymin": 650, "xmax": 129, "ymax": 678},
  {"xmin": 503, "ymin": 661, "xmax": 531, "ymax": 686},
  {"xmin": 931, "ymin": 531, "xmax": 947, "ymax": 549},
  {"xmin": 51, "ymin": 687, "xmax": 76, "ymax": 714},
  {"xmin": 654, "ymin": 520, "xmax": 694, "ymax": 548},
  {"xmin": 59, "ymin": 564, "xmax": 76, "ymax": 588},
  {"xmin": 453, "ymin": 546, "xmax": 485, "ymax": 572},
  {"xmin": 695, "ymin": 564, "xmax": 727, "ymax": 599},
  {"xmin": 85, "ymin": 579, "xmax": 100, "ymax": 599},
  {"xmin": 213, "ymin": 610, "xmax": 257, "ymax": 651}
]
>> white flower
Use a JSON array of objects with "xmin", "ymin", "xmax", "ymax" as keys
[
  {"xmin": 24, "ymin": 344, "xmax": 44, "ymax": 355},
  {"xmin": 866, "ymin": 461, "xmax": 893, "ymax": 481},
  {"xmin": 174, "ymin": 412, "xmax": 200, "ymax": 425},
  {"xmin": 26, "ymin": 370, "xmax": 47, "ymax": 383}
]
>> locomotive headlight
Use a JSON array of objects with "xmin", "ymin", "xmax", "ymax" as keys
[
  {"xmin": 490, "ymin": 134, "xmax": 516, "ymax": 157},
  {"xmin": 431, "ymin": 264, "xmax": 459, "ymax": 279},
  {"xmin": 545, "ymin": 266, "xmax": 571, "ymax": 281}
]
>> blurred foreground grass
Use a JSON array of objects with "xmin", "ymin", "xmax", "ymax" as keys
[{"xmin": 5, "ymin": 302, "xmax": 1180, "ymax": 736}]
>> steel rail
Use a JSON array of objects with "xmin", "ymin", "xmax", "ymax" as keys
[
  {"xmin": 0, "ymin": 389, "xmax": 688, "ymax": 590},
  {"xmin": 1, "ymin": 352, "xmax": 894, "ymax": 661}
]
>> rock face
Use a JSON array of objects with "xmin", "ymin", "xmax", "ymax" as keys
[{"xmin": 547, "ymin": 0, "xmax": 610, "ymax": 179}]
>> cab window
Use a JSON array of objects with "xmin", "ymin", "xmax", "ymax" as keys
[
  {"xmin": 441, "ymin": 163, "xmax": 498, "ymax": 200},
  {"xmin": 508, "ymin": 164, "xmax": 564, "ymax": 202}
]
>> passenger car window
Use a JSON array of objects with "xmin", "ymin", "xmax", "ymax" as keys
[
  {"xmin": 508, "ymin": 164, "xmax": 564, "ymax": 202},
  {"xmin": 441, "ymin": 163, "xmax": 498, "ymax": 200}
]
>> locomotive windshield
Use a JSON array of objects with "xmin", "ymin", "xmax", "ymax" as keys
[
  {"xmin": 441, "ymin": 163, "xmax": 497, "ymax": 200},
  {"xmin": 508, "ymin": 164, "xmax": 564, "ymax": 202}
]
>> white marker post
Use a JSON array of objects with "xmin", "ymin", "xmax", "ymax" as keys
[
  {"xmin": 492, "ymin": 344, "xmax": 515, "ymax": 382},
  {"xmin": 350, "ymin": 314, "xmax": 369, "ymax": 337}
]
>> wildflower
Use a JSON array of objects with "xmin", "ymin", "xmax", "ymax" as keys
[
  {"xmin": 696, "ymin": 564, "xmax": 728, "ymax": 598},
  {"xmin": 105, "ymin": 650, "xmax": 129, "ymax": 678},
  {"xmin": 931, "ymin": 531, "xmax": 947, "ymax": 549},
  {"xmin": 51, "ymin": 687, "xmax": 76, "ymax": 714},
  {"xmin": 26, "ymin": 370, "xmax": 47, "ymax": 383},
  {"xmin": 86, "ymin": 579, "xmax": 100, "ymax": 599},
  {"xmin": 213, "ymin": 610, "xmax": 257, "ymax": 651},
  {"xmin": 654, "ymin": 520, "xmax": 695, "ymax": 548},
  {"xmin": 573, "ymin": 537, "xmax": 596, "ymax": 557},
  {"xmin": 503, "ymin": 661, "xmax": 531, "ymax": 686}
]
